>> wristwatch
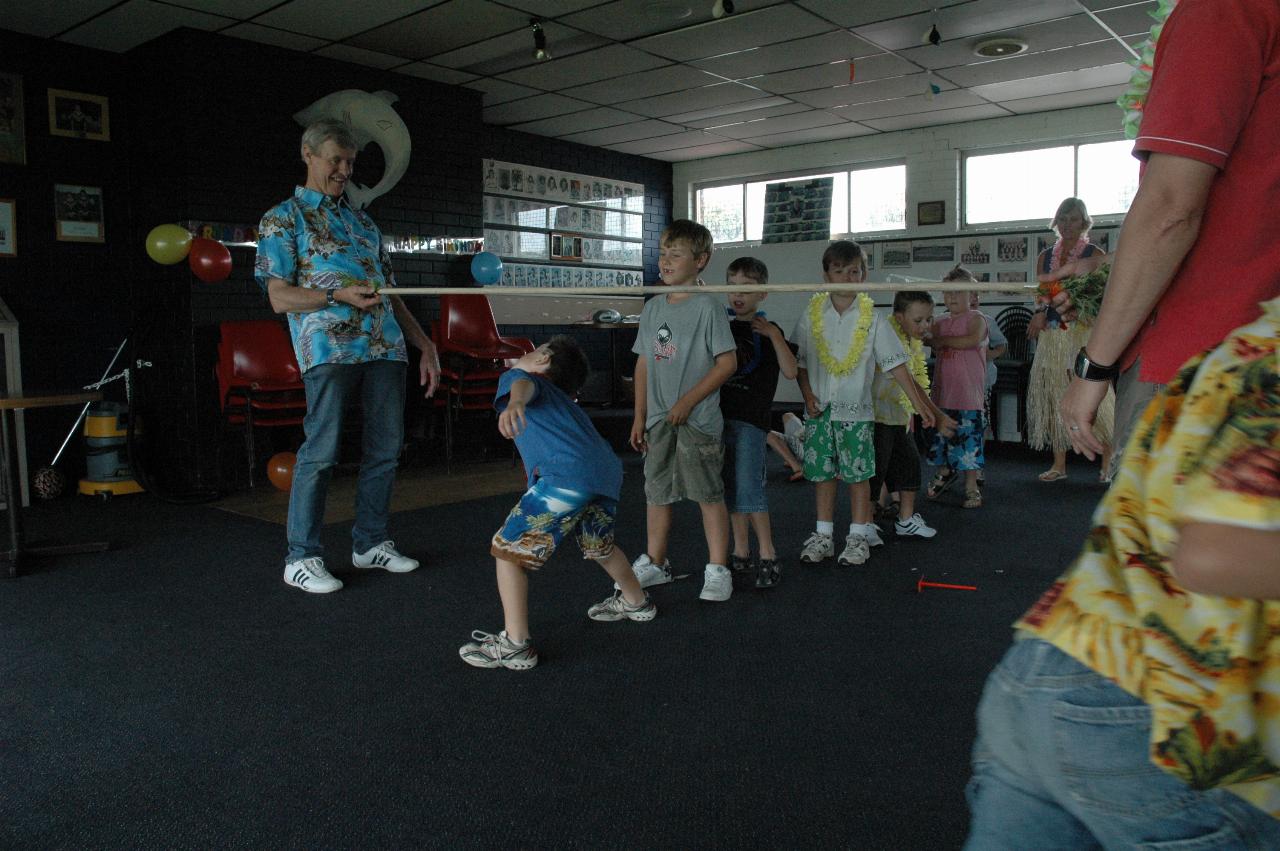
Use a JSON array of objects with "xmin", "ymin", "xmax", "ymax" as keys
[
  {"xmin": 325, "ymin": 288, "xmax": 338, "ymax": 307},
  {"xmin": 1074, "ymin": 347, "xmax": 1118, "ymax": 382}
]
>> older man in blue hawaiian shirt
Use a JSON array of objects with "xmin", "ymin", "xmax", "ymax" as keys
[{"xmin": 256, "ymin": 118, "xmax": 440, "ymax": 594}]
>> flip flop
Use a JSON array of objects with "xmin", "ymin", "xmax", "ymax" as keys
[
  {"xmin": 927, "ymin": 469, "xmax": 957, "ymax": 499},
  {"xmin": 1038, "ymin": 470, "xmax": 1068, "ymax": 482}
]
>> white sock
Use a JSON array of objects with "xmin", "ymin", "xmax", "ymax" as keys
[
  {"xmin": 816, "ymin": 521, "xmax": 834, "ymax": 537},
  {"xmin": 850, "ymin": 522, "xmax": 873, "ymax": 537}
]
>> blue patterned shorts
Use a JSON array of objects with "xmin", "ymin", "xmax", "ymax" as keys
[
  {"xmin": 490, "ymin": 480, "xmax": 617, "ymax": 569},
  {"xmin": 927, "ymin": 408, "xmax": 985, "ymax": 471}
]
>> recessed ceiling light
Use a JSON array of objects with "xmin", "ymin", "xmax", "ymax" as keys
[{"xmin": 973, "ymin": 37, "xmax": 1028, "ymax": 58}]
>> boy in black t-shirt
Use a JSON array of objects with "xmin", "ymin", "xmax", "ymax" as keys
[{"xmin": 720, "ymin": 258, "xmax": 799, "ymax": 588}]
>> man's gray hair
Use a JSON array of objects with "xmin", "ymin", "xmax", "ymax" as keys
[{"xmin": 300, "ymin": 119, "xmax": 357, "ymax": 158}]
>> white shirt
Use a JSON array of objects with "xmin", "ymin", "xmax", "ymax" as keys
[{"xmin": 792, "ymin": 297, "xmax": 907, "ymax": 422}]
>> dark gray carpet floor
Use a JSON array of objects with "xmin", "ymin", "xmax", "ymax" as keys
[{"xmin": 0, "ymin": 443, "xmax": 1108, "ymax": 849}]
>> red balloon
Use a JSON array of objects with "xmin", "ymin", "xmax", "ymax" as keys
[
  {"xmin": 188, "ymin": 237, "xmax": 233, "ymax": 283},
  {"xmin": 267, "ymin": 452, "xmax": 296, "ymax": 492}
]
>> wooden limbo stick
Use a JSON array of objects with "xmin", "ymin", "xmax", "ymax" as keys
[{"xmin": 380, "ymin": 282, "xmax": 1040, "ymax": 297}]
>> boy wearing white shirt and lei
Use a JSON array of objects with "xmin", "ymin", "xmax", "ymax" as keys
[{"xmin": 792, "ymin": 241, "xmax": 942, "ymax": 567}]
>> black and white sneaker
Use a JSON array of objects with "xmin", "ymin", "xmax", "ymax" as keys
[
  {"xmin": 895, "ymin": 513, "xmax": 938, "ymax": 539},
  {"xmin": 284, "ymin": 557, "xmax": 342, "ymax": 593},
  {"xmin": 353, "ymin": 540, "xmax": 419, "ymax": 573}
]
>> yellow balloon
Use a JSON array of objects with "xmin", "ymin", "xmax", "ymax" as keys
[{"xmin": 146, "ymin": 224, "xmax": 193, "ymax": 265}]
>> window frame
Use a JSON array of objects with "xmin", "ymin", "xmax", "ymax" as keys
[
  {"xmin": 960, "ymin": 136, "xmax": 1133, "ymax": 231},
  {"xmin": 693, "ymin": 158, "xmax": 908, "ymax": 247}
]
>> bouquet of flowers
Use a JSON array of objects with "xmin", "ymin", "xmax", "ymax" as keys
[{"xmin": 1037, "ymin": 264, "xmax": 1110, "ymax": 327}]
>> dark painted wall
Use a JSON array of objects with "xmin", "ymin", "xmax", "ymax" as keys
[{"xmin": 0, "ymin": 26, "xmax": 672, "ymax": 494}]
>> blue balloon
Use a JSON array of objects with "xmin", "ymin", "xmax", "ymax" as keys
[{"xmin": 470, "ymin": 251, "xmax": 503, "ymax": 285}]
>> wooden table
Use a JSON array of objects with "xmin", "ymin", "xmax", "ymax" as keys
[{"xmin": 1, "ymin": 391, "xmax": 109, "ymax": 577}]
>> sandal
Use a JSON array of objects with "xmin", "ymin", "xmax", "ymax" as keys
[
  {"xmin": 963, "ymin": 489, "xmax": 983, "ymax": 509},
  {"xmin": 926, "ymin": 469, "xmax": 957, "ymax": 499},
  {"xmin": 1038, "ymin": 469, "xmax": 1068, "ymax": 482}
]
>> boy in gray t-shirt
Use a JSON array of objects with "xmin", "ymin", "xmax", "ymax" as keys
[{"xmin": 628, "ymin": 220, "xmax": 737, "ymax": 601}]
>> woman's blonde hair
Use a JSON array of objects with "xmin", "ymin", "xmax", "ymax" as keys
[{"xmin": 1051, "ymin": 197, "xmax": 1093, "ymax": 236}]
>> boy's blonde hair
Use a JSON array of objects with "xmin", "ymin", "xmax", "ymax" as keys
[
  {"xmin": 661, "ymin": 219, "xmax": 713, "ymax": 258},
  {"xmin": 822, "ymin": 240, "xmax": 865, "ymax": 272},
  {"xmin": 726, "ymin": 256, "xmax": 768, "ymax": 285}
]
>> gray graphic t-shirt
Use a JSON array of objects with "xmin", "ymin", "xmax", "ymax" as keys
[{"xmin": 631, "ymin": 292, "xmax": 735, "ymax": 435}]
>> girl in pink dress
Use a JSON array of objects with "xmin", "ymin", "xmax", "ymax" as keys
[{"xmin": 925, "ymin": 276, "xmax": 989, "ymax": 508}]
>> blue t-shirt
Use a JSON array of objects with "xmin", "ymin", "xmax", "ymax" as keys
[{"xmin": 495, "ymin": 369, "xmax": 622, "ymax": 501}]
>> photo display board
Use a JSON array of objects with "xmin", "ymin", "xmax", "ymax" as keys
[{"xmin": 482, "ymin": 159, "xmax": 645, "ymax": 286}]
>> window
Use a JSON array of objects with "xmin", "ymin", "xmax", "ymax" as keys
[
  {"xmin": 695, "ymin": 164, "xmax": 905, "ymax": 244},
  {"xmin": 964, "ymin": 140, "xmax": 1138, "ymax": 226}
]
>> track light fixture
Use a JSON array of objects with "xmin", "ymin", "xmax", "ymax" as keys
[
  {"xmin": 927, "ymin": 23, "xmax": 942, "ymax": 45},
  {"xmin": 712, "ymin": 0, "xmax": 735, "ymax": 19},
  {"xmin": 530, "ymin": 19, "xmax": 550, "ymax": 61}
]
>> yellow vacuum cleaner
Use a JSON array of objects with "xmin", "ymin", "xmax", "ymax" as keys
[{"xmin": 78, "ymin": 401, "xmax": 144, "ymax": 497}]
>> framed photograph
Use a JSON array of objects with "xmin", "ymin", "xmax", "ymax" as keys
[
  {"xmin": 917, "ymin": 200, "xmax": 945, "ymax": 226},
  {"xmin": 54, "ymin": 184, "xmax": 104, "ymax": 243},
  {"xmin": 881, "ymin": 241, "xmax": 912, "ymax": 268},
  {"xmin": 0, "ymin": 199, "xmax": 15, "ymax": 257},
  {"xmin": 48, "ymin": 88, "xmax": 109, "ymax": 141},
  {"xmin": 0, "ymin": 72, "xmax": 26, "ymax": 165},
  {"xmin": 912, "ymin": 242, "xmax": 955, "ymax": 263}
]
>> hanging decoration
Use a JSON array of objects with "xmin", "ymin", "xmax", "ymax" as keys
[{"xmin": 1117, "ymin": 0, "xmax": 1179, "ymax": 139}]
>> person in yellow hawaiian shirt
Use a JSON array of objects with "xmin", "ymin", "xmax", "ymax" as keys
[{"xmin": 964, "ymin": 298, "xmax": 1280, "ymax": 848}]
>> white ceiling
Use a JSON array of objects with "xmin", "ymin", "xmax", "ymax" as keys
[{"xmin": 4, "ymin": 0, "xmax": 1151, "ymax": 162}]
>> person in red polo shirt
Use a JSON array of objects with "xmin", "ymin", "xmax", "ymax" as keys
[{"xmin": 1049, "ymin": 0, "xmax": 1280, "ymax": 469}]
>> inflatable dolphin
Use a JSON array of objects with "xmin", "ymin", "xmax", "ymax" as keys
[{"xmin": 294, "ymin": 89, "xmax": 410, "ymax": 210}]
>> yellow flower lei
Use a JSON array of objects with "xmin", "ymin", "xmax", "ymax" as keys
[
  {"xmin": 808, "ymin": 292, "xmax": 874, "ymax": 377},
  {"xmin": 889, "ymin": 315, "xmax": 929, "ymax": 415}
]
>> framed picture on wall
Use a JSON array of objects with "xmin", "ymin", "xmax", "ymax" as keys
[
  {"xmin": 47, "ymin": 88, "xmax": 110, "ymax": 141},
  {"xmin": 917, "ymin": 200, "xmax": 945, "ymax": 226},
  {"xmin": 54, "ymin": 184, "xmax": 104, "ymax": 243},
  {"xmin": 0, "ymin": 72, "xmax": 26, "ymax": 165},
  {"xmin": 0, "ymin": 199, "xmax": 15, "ymax": 257}
]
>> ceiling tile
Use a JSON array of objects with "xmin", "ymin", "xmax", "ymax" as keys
[
  {"xmin": 942, "ymin": 40, "xmax": 1131, "ymax": 87},
  {"xmin": 998, "ymin": 83, "xmax": 1129, "ymax": 114},
  {"xmin": 713, "ymin": 109, "xmax": 846, "ymax": 139},
  {"xmin": 0, "ymin": 0, "xmax": 124, "ymax": 38},
  {"xmin": 830, "ymin": 88, "xmax": 988, "ymax": 122},
  {"xmin": 795, "ymin": 0, "xmax": 966, "ymax": 28},
  {"xmin": 852, "ymin": 0, "xmax": 1082, "ymax": 52},
  {"xmin": 746, "ymin": 121, "xmax": 880, "ymax": 148},
  {"xmin": 618, "ymin": 81, "xmax": 768, "ymax": 118},
  {"xmin": 664, "ymin": 95, "xmax": 795, "ymax": 125},
  {"xmin": 559, "ymin": 119, "xmax": 686, "ymax": 147},
  {"xmin": 860, "ymin": 103, "xmax": 1009, "ymax": 131},
  {"xmin": 498, "ymin": 0, "xmax": 605, "ymax": 16},
  {"xmin": 510, "ymin": 107, "xmax": 647, "ymax": 137},
  {"xmin": 427, "ymin": 23, "xmax": 608, "ymax": 75},
  {"xmin": 691, "ymin": 31, "xmax": 880, "ymax": 80},
  {"xmin": 497, "ymin": 45, "xmax": 670, "ymax": 90},
  {"xmin": 314, "ymin": 43, "xmax": 407, "ymax": 69},
  {"xmin": 166, "ymin": 0, "xmax": 283, "ymax": 16},
  {"xmin": 1094, "ymin": 1, "xmax": 1161, "ymax": 38},
  {"xmin": 608, "ymin": 129, "xmax": 737, "ymax": 155},
  {"xmin": 789, "ymin": 72, "xmax": 949, "ymax": 109},
  {"xmin": 463, "ymin": 78, "xmax": 542, "ymax": 106},
  {"xmin": 692, "ymin": 101, "xmax": 811, "ymax": 129},
  {"xmin": 346, "ymin": 0, "xmax": 529, "ymax": 60},
  {"xmin": 748, "ymin": 53, "xmax": 918, "ymax": 95},
  {"xmin": 898, "ymin": 13, "xmax": 1118, "ymax": 71},
  {"xmin": 256, "ymin": 0, "xmax": 434, "ymax": 42},
  {"xmin": 395, "ymin": 62, "xmax": 479, "ymax": 85},
  {"xmin": 483, "ymin": 93, "xmax": 596, "ymax": 125},
  {"xmin": 631, "ymin": 5, "xmax": 833, "ymax": 62},
  {"xmin": 221, "ymin": 22, "xmax": 328, "ymax": 52},
  {"xmin": 970, "ymin": 61, "xmax": 1132, "ymax": 101},
  {"xmin": 560, "ymin": 65, "xmax": 723, "ymax": 104},
  {"xmin": 641, "ymin": 140, "xmax": 766, "ymax": 162},
  {"xmin": 562, "ymin": 0, "xmax": 786, "ymax": 41},
  {"xmin": 60, "ymin": 0, "xmax": 232, "ymax": 53}
]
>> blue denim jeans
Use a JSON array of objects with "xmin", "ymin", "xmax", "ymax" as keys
[
  {"xmin": 723, "ymin": 419, "xmax": 768, "ymax": 514},
  {"xmin": 285, "ymin": 360, "xmax": 406, "ymax": 564},
  {"xmin": 965, "ymin": 637, "xmax": 1280, "ymax": 850}
]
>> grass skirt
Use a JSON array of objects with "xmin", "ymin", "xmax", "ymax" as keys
[{"xmin": 1026, "ymin": 319, "xmax": 1115, "ymax": 452}]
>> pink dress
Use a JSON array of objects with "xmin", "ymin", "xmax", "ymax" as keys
[{"xmin": 931, "ymin": 311, "xmax": 987, "ymax": 411}]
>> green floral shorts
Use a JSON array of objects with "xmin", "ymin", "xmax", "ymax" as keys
[{"xmin": 802, "ymin": 409, "xmax": 875, "ymax": 483}]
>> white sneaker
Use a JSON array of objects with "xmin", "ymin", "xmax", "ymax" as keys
[
  {"xmin": 799, "ymin": 532, "xmax": 834, "ymax": 563},
  {"xmin": 895, "ymin": 513, "xmax": 938, "ymax": 539},
  {"xmin": 861, "ymin": 523, "xmax": 885, "ymax": 547},
  {"xmin": 284, "ymin": 557, "xmax": 343, "ymax": 593},
  {"xmin": 353, "ymin": 540, "xmax": 419, "ymax": 573},
  {"xmin": 699, "ymin": 564, "xmax": 732, "ymax": 602},
  {"xmin": 630, "ymin": 554, "xmax": 674, "ymax": 588},
  {"xmin": 837, "ymin": 534, "xmax": 870, "ymax": 566}
]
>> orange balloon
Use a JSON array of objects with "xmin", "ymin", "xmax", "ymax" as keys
[{"xmin": 267, "ymin": 451, "xmax": 296, "ymax": 491}]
